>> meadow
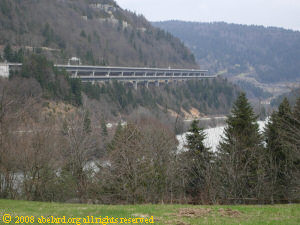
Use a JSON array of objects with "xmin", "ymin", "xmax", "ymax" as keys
[{"xmin": 0, "ymin": 199, "xmax": 299, "ymax": 224}]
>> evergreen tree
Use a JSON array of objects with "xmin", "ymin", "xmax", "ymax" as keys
[
  {"xmin": 185, "ymin": 120, "xmax": 212, "ymax": 201},
  {"xmin": 264, "ymin": 111, "xmax": 286, "ymax": 202},
  {"xmin": 16, "ymin": 48, "xmax": 24, "ymax": 63},
  {"xmin": 70, "ymin": 78, "xmax": 82, "ymax": 106},
  {"xmin": 108, "ymin": 121, "xmax": 123, "ymax": 152},
  {"xmin": 80, "ymin": 30, "xmax": 87, "ymax": 38},
  {"xmin": 186, "ymin": 120, "xmax": 209, "ymax": 156},
  {"xmin": 293, "ymin": 97, "xmax": 300, "ymax": 121},
  {"xmin": 219, "ymin": 92, "xmax": 261, "ymax": 153},
  {"xmin": 83, "ymin": 110, "xmax": 91, "ymax": 134},
  {"xmin": 265, "ymin": 97, "xmax": 299, "ymax": 202},
  {"xmin": 277, "ymin": 97, "xmax": 292, "ymax": 120},
  {"xmin": 101, "ymin": 118, "xmax": 108, "ymax": 137},
  {"xmin": 42, "ymin": 23, "xmax": 54, "ymax": 47},
  {"xmin": 218, "ymin": 92, "xmax": 263, "ymax": 202},
  {"xmin": 4, "ymin": 43, "xmax": 14, "ymax": 62},
  {"xmin": 127, "ymin": 88, "xmax": 134, "ymax": 105}
]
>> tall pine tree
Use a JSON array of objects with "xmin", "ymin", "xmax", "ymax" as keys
[
  {"xmin": 265, "ymin": 97, "xmax": 300, "ymax": 202},
  {"xmin": 185, "ymin": 120, "xmax": 212, "ymax": 202},
  {"xmin": 218, "ymin": 92, "xmax": 263, "ymax": 203},
  {"xmin": 186, "ymin": 120, "xmax": 209, "ymax": 156}
]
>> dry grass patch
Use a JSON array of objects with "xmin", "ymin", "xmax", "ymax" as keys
[
  {"xmin": 218, "ymin": 208, "xmax": 242, "ymax": 217},
  {"xmin": 174, "ymin": 208, "xmax": 211, "ymax": 218}
]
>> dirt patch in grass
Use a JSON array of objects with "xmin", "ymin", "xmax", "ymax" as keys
[
  {"xmin": 174, "ymin": 208, "xmax": 211, "ymax": 218},
  {"xmin": 218, "ymin": 208, "xmax": 241, "ymax": 217}
]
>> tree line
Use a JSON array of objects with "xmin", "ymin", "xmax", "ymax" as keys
[
  {"xmin": 184, "ymin": 92, "xmax": 300, "ymax": 204},
  {"xmin": 82, "ymin": 76, "xmax": 238, "ymax": 118},
  {"xmin": 0, "ymin": 70, "xmax": 299, "ymax": 204},
  {"xmin": 1, "ymin": 55, "xmax": 298, "ymax": 204},
  {"xmin": 8, "ymin": 55, "xmax": 238, "ymax": 131}
]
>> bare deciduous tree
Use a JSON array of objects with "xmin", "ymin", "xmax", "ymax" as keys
[
  {"xmin": 97, "ymin": 118, "xmax": 182, "ymax": 204},
  {"xmin": 61, "ymin": 108, "xmax": 101, "ymax": 202}
]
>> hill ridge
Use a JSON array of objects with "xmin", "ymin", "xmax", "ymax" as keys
[{"xmin": 153, "ymin": 20, "xmax": 300, "ymax": 83}]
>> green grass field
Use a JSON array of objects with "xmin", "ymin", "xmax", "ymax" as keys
[{"xmin": 0, "ymin": 199, "xmax": 299, "ymax": 224}]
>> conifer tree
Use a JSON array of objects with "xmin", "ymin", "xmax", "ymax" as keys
[
  {"xmin": 108, "ymin": 121, "xmax": 123, "ymax": 152},
  {"xmin": 4, "ymin": 43, "xmax": 14, "ymax": 62},
  {"xmin": 185, "ymin": 120, "xmax": 212, "ymax": 201},
  {"xmin": 186, "ymin": 120, "xmax": 209, "ymax": 156},
  {"xmin": 288, "ymin": 96, "xmax": 300, "ymax": 151},
  {"xmin": 265, "ymin": 97, "xmax": 300, "ymax": 202},
  {"xmin": 101, "ymin": 118, "xmax": 108, "ymax": 137},
  {"xmin": 219, "ymin": 92, "xmax": 261, "ymax": 153},
  {"xmin": 277, "ymin": 97, "xmax": 292, "ymax": 120},
  {"xmin": 83, "ymin": 110, "xmax": 91, "ymax": 134},
  {"xmin": 293, "ymin": 96, "xmax": 300, "ymax": 121},
  {"xmin": 218, "ymin": 92, "xmax": 263, "ymax": 202}
]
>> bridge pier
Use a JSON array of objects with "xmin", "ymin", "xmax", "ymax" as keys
[
  {"xmin": 72, "ymin": 70, "xmax": 78, "ymax": 78},
  {"xmin": 155, "ymin": 80, "xmax": 159, "ymax": 87},
  {"xmin": 133, "ymin": 81, "xmax": 138, "ymax": 90},
  {"xmin": 145, "ymin": 81, "xmax": 149, "ymax": 89},
  {"xmin": 0, "ymin": 64, "xmax": 9, "ymax": 78}
]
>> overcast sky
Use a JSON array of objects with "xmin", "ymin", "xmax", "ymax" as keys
[{"xmin": 117, "ymin": 0, "xmax": 300, "ymax": 31}]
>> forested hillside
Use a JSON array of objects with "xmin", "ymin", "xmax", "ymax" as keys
[
  {"xmin": 153, "ymin": 21, "xmax": 300, "ymax": 83},
  {"xmin": 9, "ymin": 55, "xmax": 238, "ymax": 125},
  {"xmin": 0, "ymin": 55, "xmax": 242, "ymax": 203},
  {"xmin": 271, "ymin": 87, "xmax": 300, "ymax": 107},
  {"xmin": 2, "ymin": 66, "xmax": 299, "ymax": 204},
  {"xmin": 0, "ymin": 0, "xmax": 196, "ymax": 68}
]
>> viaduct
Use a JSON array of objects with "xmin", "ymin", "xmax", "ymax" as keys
[{"xmin": 0, "ymin": 63, "xmax": 215, "ymax": 89}]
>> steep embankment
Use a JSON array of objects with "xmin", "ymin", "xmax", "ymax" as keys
[{"xmin": 0, "ymin": 0, "xmax": 196, "ymax": 68}]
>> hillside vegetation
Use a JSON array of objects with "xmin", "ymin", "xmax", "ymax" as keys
[
  {"xmin": 1, "ymin": 56, "xmax": 299, "ymax": 206},
  {"xmin": 153, "ymin": 21, "xmax": 300, "ymax": 83},
  {"xmin": 82, "ymin": 75, "xmax": 237, "ymax": 117},
  {"xmin": 0, "ymin": 55, "xmax": 240, "ymax": 204},
  {"xmin": 10, "ymin": 55, "xmax": 238, "ymax": 123},
  {"xmin": 0, "ymin": 0, "xmax": 196, "ymax": 68}
]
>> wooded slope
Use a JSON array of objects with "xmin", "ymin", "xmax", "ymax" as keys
[
  {"xmin": 0, "ymin": 0, "xmax": 197, "ymax": 68},
  {"xmin": 153, "ymin": 21, "xmax": 300, "ymax": 83}
]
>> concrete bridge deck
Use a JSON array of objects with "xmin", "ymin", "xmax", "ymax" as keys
[{"xmin": 1, "ymin": 63, "xmax": 214, "ymax": 89}]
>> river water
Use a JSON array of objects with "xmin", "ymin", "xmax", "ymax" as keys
[{"xmin": 177, "ymin": 118, "xmax": 269, "ymax": 152}]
